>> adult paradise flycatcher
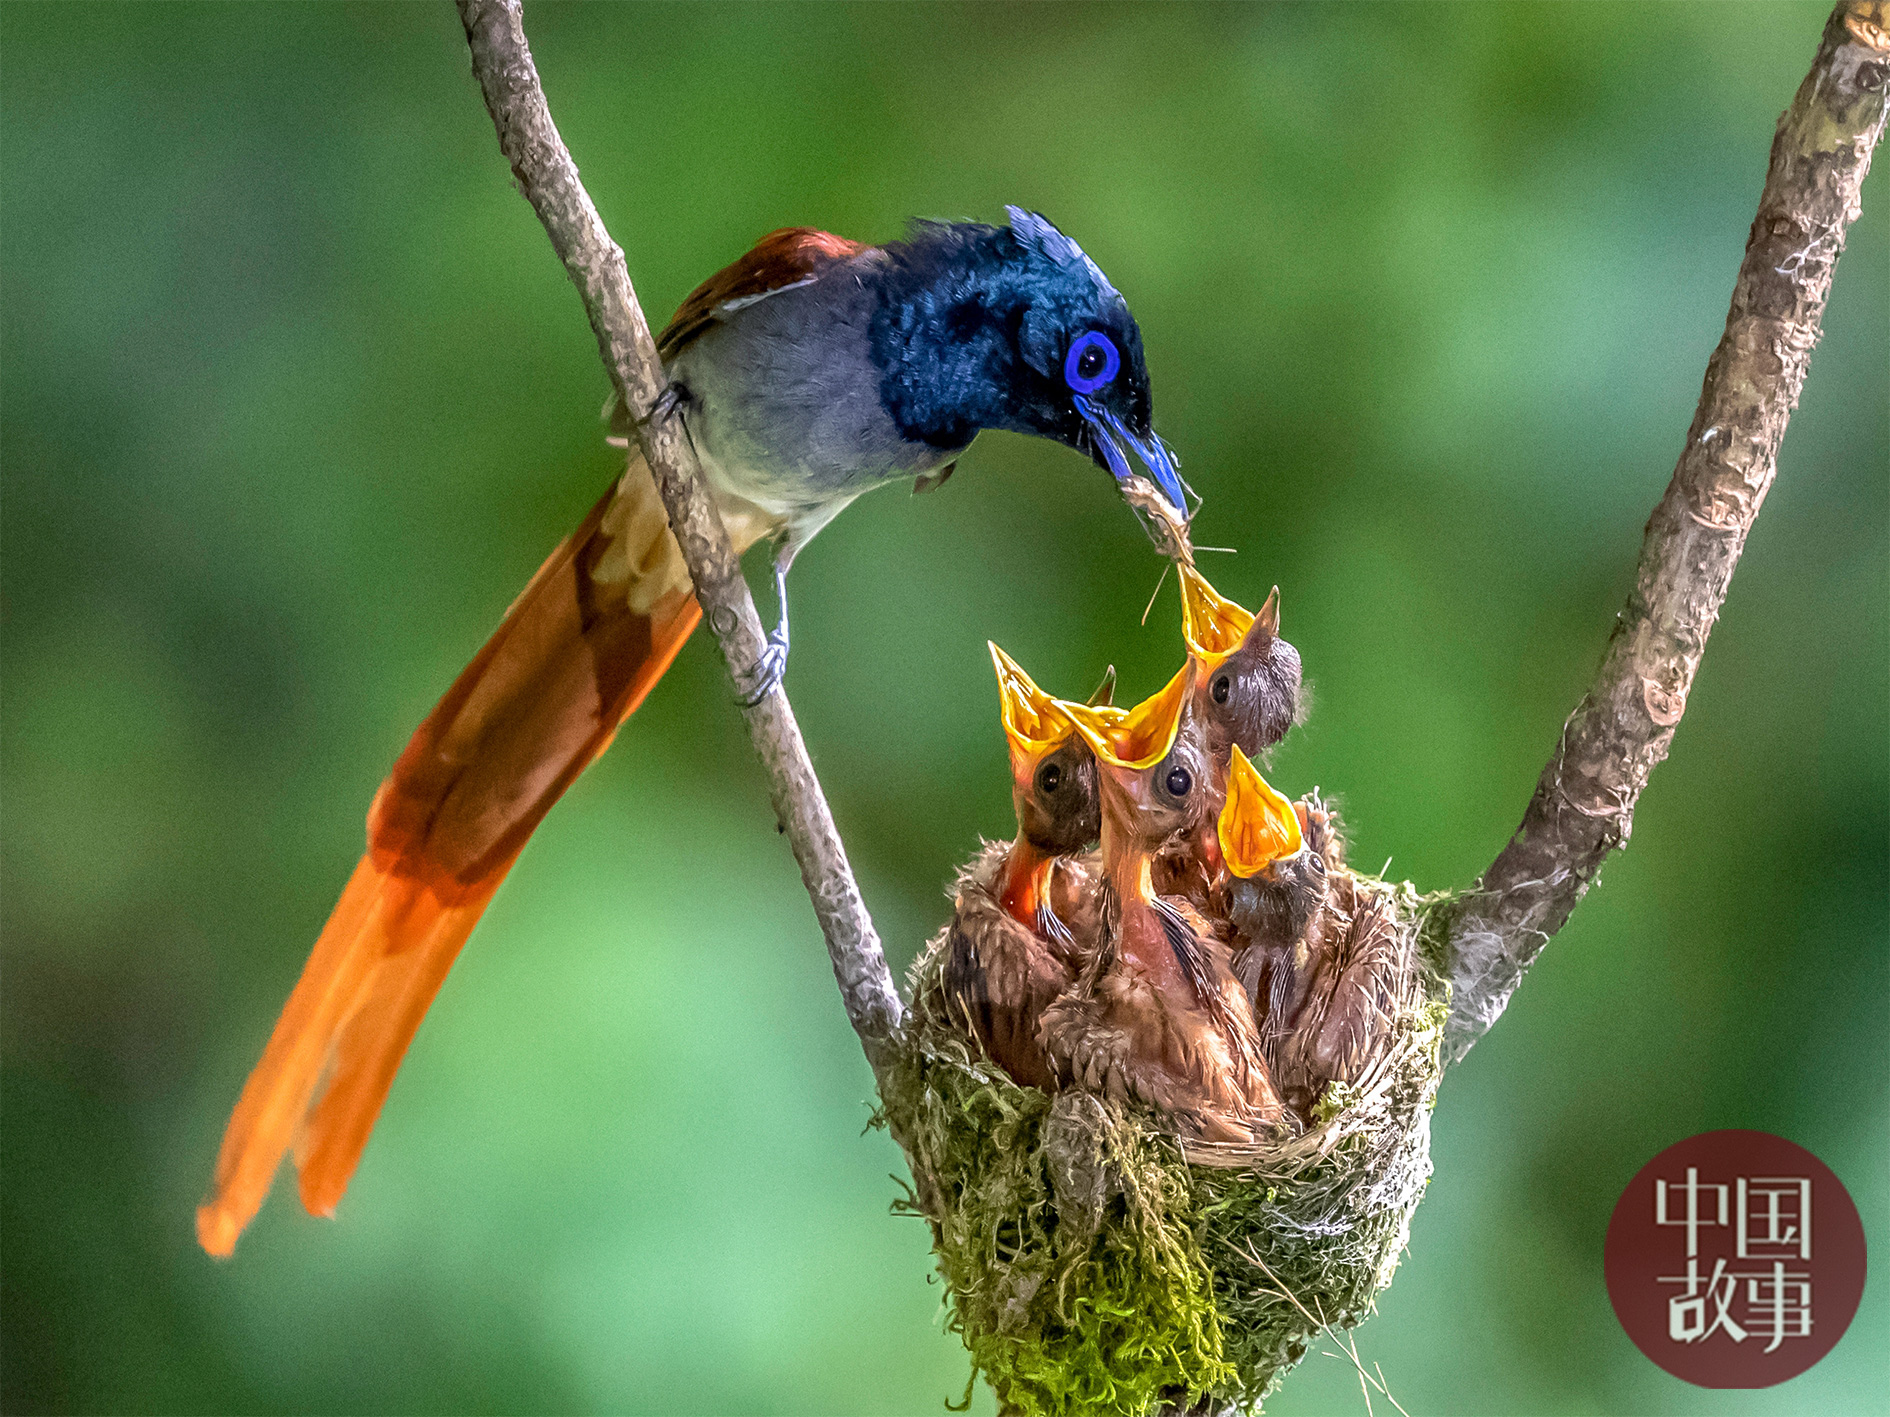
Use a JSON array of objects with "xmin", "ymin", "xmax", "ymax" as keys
[{"xmin": 197, "ymin": 209, "xmax": 1186, "ymax": 1256}]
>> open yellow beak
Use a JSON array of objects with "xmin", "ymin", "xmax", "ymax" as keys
[
  {"xmin": 989, "ymin": 642, "xmax": 1073, "ymax": 759},
  {"xmin": 1217, "ymin": 745, "xmax": 1304, "ymax": 877},
  {"xmin": 1060, "ymin": 662, "xmax": 1194, "ymax": 770},
  {"xmin": 1178, "ymin": 564, "xmax": 1279, "ymax": 671},
  {"xmin": 1178, "ymin": 563, "xmax": 1253, "ymax": 666}
]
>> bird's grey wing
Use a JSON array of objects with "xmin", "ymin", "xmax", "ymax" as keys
[{"xmin": 657, "ymin": 228, "xmax": 867, "ymax": 362}]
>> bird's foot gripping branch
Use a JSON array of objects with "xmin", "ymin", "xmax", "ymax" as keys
[{"xmin": 873, "ymin": 559, "xmax": 1447, "ymax": 1415}]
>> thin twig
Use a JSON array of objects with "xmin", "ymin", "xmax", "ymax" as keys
[
  {"xmin": 454, "ymin": 0, "xmax": 903, "ymax": 1068},
  {"xmin": 1440, "ymin": 0, "xmax": 1888, "ymax": 1066}
]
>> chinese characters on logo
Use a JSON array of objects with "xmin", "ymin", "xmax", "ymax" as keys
[
  {"xmin": 1604, "ymin": 1131, "xmax": 1864, "ymax": 1388},
  {"xmin": 1655, "ymin": 1168, "xmax": 1811, "ymax": 1352}
]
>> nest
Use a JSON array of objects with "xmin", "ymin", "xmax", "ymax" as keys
[{"xmin": 876, "ymin": 868, "xmax": 1449, "ymax": 1417}]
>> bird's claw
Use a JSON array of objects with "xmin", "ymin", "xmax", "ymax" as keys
[
  {"xmin": 647, "ymin": 383, "xmax": 687, "ymax": 425},
  {"xmin": 736, "ymin": 629, "xmax": 790, "ymax": 706}
]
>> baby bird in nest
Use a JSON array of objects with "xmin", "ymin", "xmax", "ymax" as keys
[
  {"xmin": 1177, "ymin": 563, "xmax": 1302, "ymax": 766},
  {"xmin": 1040, "ymin": 666, "xmax": 1290, "ymax": 1143},
  {"xmin": 1154, "ymin": 565, "xmax": 1303, "ymax": 909},
  {"xmin": 940, "ymin": 646, "xmax": 1110, "ymax": 1089},
  {"xmin": 1218, "ymin": 747, "xmax": 1402, "ymax": 1118}
]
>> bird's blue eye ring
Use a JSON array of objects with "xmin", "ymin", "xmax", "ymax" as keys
[{"xmin": 1064, "ymin": 331, "xmax": 1120, "ymax": 395}]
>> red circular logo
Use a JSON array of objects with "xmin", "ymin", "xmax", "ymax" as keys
[{"xmin": 1605, "ymin": 1130, "xmax": 1867, "ymax": 1387}]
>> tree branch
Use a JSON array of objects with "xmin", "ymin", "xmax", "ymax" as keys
[
  {"xmin": 1440, "ymin": 0, "xmax": 1888, "ymax": 1066},
  {"xmin": 454, "ymin": 0, "xmax": 903, "ymax": 1069}
]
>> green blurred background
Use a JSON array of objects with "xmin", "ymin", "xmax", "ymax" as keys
[{"xmin": 3, "ymin": 3, "xmax": 1883, "ymax": 1413}]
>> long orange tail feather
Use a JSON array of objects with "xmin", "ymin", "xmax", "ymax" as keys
[
  {"xmin": 198, "ymin": 456, "xmax": 722, "ymax": 1257},
  {"xmin": 290, "ymin": 867, "xmax": 505, "ymax": 1220}
]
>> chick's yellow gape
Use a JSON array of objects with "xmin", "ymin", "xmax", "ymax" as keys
[{"xmin": 941, "ymin": 565, "xmax": 1407, "ymax": 1143}]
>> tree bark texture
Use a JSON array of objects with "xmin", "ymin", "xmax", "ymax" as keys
[
  {"xmin": 455, "ymin": 0, "xmax": 904, "ymax": 1068},
  {"xmin": 1441, "ymin": 1, "xmax": 1888, "ymax": 1066}
]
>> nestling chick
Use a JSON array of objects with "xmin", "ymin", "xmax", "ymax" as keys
[
  {"xmin": 1040, "ymin": 667, "xmax": 1291, "ymax": 1143},
  {"xmin": 1217, "ymin": 745, "xmax": 1329, "ymax": 1035},
  {"xmin": 1154, "ymin": 566, "xmax": 1303, "ymax": 908},
  {"xmin": 1177, "ymin": 563, "xmax": 1302, "ymax": 769},
  {"xmin": 1270, "ymin": 877, "xmax": 1404, "ymax": 1116},
  {"xmin": 1218, "ymin": 748, "xmax": 1398, "ymax": 1117},
  {"xmin": 940, "ymin": 646, "xmax": 1107, "ymax": 1088}
]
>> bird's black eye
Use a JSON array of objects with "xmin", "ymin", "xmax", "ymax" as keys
[
  {"xmin": 1063, "ymin": 331, "xmax": 1120, "ymax": 394},
  {"xmin": 1211, "ymin": 675, "xmax": 1231, "ymax": 705},
  {"xmin": 1038, "ymin": 762, "xmax": 1062, "ymax": 794},
  {"xmin": 1165, "ymin": 766, "xmax": 1192, "ymax": 797}
]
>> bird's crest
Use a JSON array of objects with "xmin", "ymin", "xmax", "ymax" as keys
[{"xmin": 1006, "ymin": 207, "xmax": 1115, "ymax": 296}]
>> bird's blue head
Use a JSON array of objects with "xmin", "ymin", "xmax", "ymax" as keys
[{"xmin": 870, "ymin": 208, "xmax": 1188, "ymax": 521}]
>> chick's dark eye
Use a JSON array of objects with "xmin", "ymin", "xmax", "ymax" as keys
[
  {"xmin": 1039, "ymin": 762, "xmax": 1061, "ymax": 794},
  {"xmin": 1063, "ymin": 331, "xmax": 1121, "ymax": 395},
  {"xmin": 1211, "ymin": 675, "xmax": 1231, "ymax": 705},
  {"xmin": 1165, "ymin": 766, "xmax": 1192, "ymax": 797}
]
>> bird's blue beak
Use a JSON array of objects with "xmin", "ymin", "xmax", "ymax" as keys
[{"xmin": 1072, "ymin": 393, "xmax": 1188, "ymax": 519}]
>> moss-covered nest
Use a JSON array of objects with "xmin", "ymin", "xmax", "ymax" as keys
[{"xmin": 876, "ymin": 871, "xmax": 1449, "ymax": 1417}]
